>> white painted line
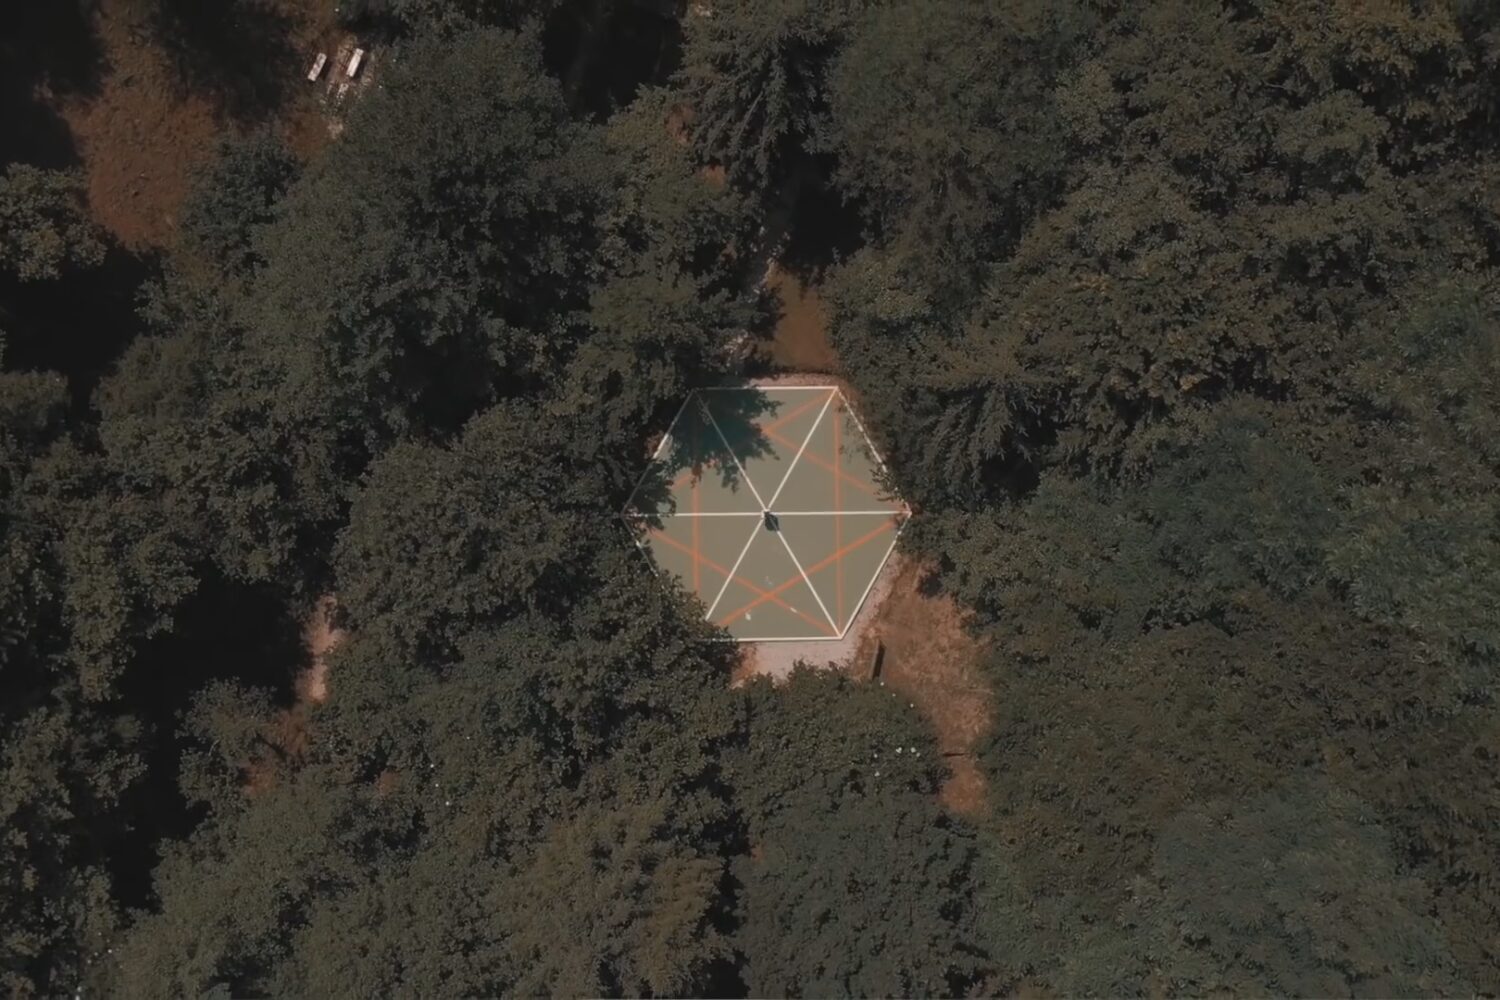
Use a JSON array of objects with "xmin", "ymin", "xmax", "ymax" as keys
[
  {"xmin": 766, "ymin": 390, "xmax": 836, "ymax": 509},
  {"xmin": 644, "ymin": 511, "xmax": 781, "ymax": 518},
  {"xmin": 659, "ymin": 510, "xmax": 900, "ymax": 517},
  {"xmin": 832, "ymin": 389, "xmax": 912, "ymax": 515},
  {"xmin": 771, "ymin": 509, "xmax": 902, "ymax": 517},
  {"xmin": 650, "ymin": 395, "xmax": 693, "ymax": 460},
  {"xmin": 776, "ymin": 530, "xmax": 839, "ymax": 634},
  {"xmin": 704, "ymin": 517, "xmax": 762, "ymax": 618},
  {"xmin": 699, "ymin": 397, "xmax": 770, "ymax": 510},
  {"xmin": 622, "ymin": 396, "xmax": 696, "ymax": 521},
  {"xmin": 835, "ymin": 387, "xmax": 896, "ymax": 479},
  {"xmin": 836, "ymin": 513, "xmax": 908, "ymax": 639},
  {"xmin": 697, "ymin": 384, "xmax": 839, "ymax": 391}
]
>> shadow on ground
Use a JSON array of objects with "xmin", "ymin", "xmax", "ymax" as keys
[
  {"xmin": 140, "ymin": 0, "xmax": 302, "ymax": 122},
  {"xmin": 0, "ymin": 1, "xmax": 105, "ymax": 168}
]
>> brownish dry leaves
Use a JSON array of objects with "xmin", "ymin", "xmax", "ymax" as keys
[
  {"xmin": 852, "ymin": 555, "xmax": 993, "ymax": 816},
  {"xmin": 51, "ymin": 0, "xmax": 337, "ymax": 250}
]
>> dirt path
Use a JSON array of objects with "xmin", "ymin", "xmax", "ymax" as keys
[
  {"xmin": 728, "ymin": 317, "xmax": 995, "ymax": 815},
  {"xmin": 52, "ymin": 1, "xmax": 222, "ymax": 249}
]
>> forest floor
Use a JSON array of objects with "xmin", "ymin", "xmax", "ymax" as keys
[
  {"xmin": 850, "ymin": 556, "xmax": 992, "ymax": 814},
  {"xmin": 756, "ymin": 262, "xmax": 840, "ymax": 373},
  {"xmin": 247, "ymin": 595, "xmax": 344, "ymax": 796},
  {"xmin": 296, "ymin": 594, "xmax": 343, "ymax": 706},
  {"xmin": 46, "ymin": 0, "xmax": 339, "ymax": 250}
]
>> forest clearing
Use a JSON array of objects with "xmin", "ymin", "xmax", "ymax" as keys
[
  {"xmin": 4, "ymin": 2, "xmax": 1498, "ymax": 997},
  {"xmin": 37, "ymin": 0, "xmax": 342, "ymax": 248}
]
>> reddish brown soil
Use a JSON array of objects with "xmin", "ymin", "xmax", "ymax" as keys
[
  {"xmin": 50, "ymin": 0, "xmax": 337, "ymax": 250},
  {"xmin": 852, "ymin": 555, "xmax": 993, "ymax": 816},
  {"xmin": 296, "ymin": 593, "xmax": 343, "ymax": 705},
  {"xmin": 698, "ymin": 163, "xmax": 726, "ymax": 188},
  {"xmin": 761, "ymin": 262, "xmax": 840, "ymax": 374},
  {"xmin": 52, "ymin": 2, "xmax": 219, "ymax": 249}
]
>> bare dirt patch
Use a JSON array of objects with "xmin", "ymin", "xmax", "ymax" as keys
[
  {"xmin": 760, "ymin": 262, "xmax": 840, "ymax": 374},
  {"xmin": 52, "ymin": 2, "xmax": 221, "ymax": 249},
  {"xmin": 49, "ymin": 0, "xmax": 338, "ymax": 250},
  {"xmin": 852, "ymin": 556, "xmax": 993, "ymax": 815},
  {"xmin": 296, "ymin": 593, "xmax": 343, "ymax": 706},
  {"xmin": 242, "ymin": 594, "xmax": 342, "ymax": 797},
  {"xmin": 736, "ymin": 550, "xmax": 994, "ymax": 816},
  {"xmin": 725, "ymin": 370, "xmax": 994, "ymax": 814}
]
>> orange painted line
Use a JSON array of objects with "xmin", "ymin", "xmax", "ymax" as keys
[
  {"xmin": 834, "ymin": 401, "xmax": 842, "ymax": 627},
  {"xmin": 758, "ymin": 422, "xmax": 882, "ymax": 499},
  {"xmin": 667, "ymin": 392, "xmax": 830, "ymax": 492},
  {"xmin": 717, "ymin": 519, "xmax": 895, "ymax": 628},
  {"xmin": 648, "ymin": 527, "xmax": 835, "ymax": 636},
  {"xmin": 691, "ymin": 418, "xmax": 701, "ymax": 592}
]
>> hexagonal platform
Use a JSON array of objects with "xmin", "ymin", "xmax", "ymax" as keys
[{"xmin": 623, "ymin": 385, "xmax": 909, "ymax": 642}]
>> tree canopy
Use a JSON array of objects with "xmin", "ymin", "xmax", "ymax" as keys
[{"xmin": 3, "ymin": 0, "xmax": 1499, "ymax": 995}]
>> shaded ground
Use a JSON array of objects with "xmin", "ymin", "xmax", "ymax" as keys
[
  {"xmin": 760, "ymin": 262, "xmax": 839, "ymax": 373},
  {"xmin": 50, "ymin": 0, "xmax": 337, "ymax": 250},
  {"xmin": 245, "ymin": 594, "xmax": 344, "ymax": 797},
  {"xmin": 0, "ymin": 3, "xmax": 103, "ymax": 170},
  {"xmin": 109, "ymin": 577, "xmax": 306, "ymax": 905}
]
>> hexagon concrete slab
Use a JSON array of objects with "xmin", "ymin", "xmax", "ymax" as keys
[{"xmin": 623, "ymin": 385, "xmax": 909, "ymax": 642}]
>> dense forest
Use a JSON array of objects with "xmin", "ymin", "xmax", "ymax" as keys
[{"xmin": 2, "ymin": 0, "xmax": 1498, "ymax": 996}]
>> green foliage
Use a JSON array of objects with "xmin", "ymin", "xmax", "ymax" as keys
[
  {"xmin": 247, "ymin": 27, "xmax": 603, "ymax": 445},
  {"xmin": 829, "ymin": 1, "xmax": 1500, "ymax": 495},
  {"xmin": 730, "ymin": 671, "xmax": 982, "ymax": 996},
  {"xmin": 496, "ymin": 796, "xmax": 729, "ymax": 996},
  {"xmin": 822, "ymin": 0, "xmax": 1086, "ymax": 261},
  {"xmin": 598, "ymin": 85, "xmax": 753, "ymax": 276},
  {"xmin": 178, "ymin": 132, "xmax": 299, "ymax": 282},
  {"xmin": 823, "ymin": 48, "xmax": 1500, "ymax": 992},
  {"xmin": 1138, "ymin": 779, "xmax": 1468, "ymax": 996},
  {"xmin": 0, "ymin": 698, "xmax": 133, "ymax": 999},
  {"xmin": 1329, "ymin": 280, "xmax": 1500, "ymax": 669},
  {"xmin": 8, "ymin": 0, "xmax": 1500, "ymax": 995},
  {"xmin": 333, "ymin": 404, "xmax": 613, "ymax": 660},
  {"xmin": 106, "ymin": 397, "xmax": 741, "ymax": 996},
  {"xmin": 1330, "ymin": 480, "xmax": 1500, "ymax": 667},
  {"xmin": 0, "ymin": 374, "xmax": 141, "ymax": 998},
  {"xmin": 0, "ymin": 165, "xmax": 105, "ymax": 282},
  {"xmin": 336, "ymin": 0, "xmax": 562, "ymax": 32},
  {"xmin": 676, "ymin": 0, "xmax": 870, "ymax": 191},
  {"xmin": 94, "ymin": 305, "xmax": 343, "ymax": 589}
]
